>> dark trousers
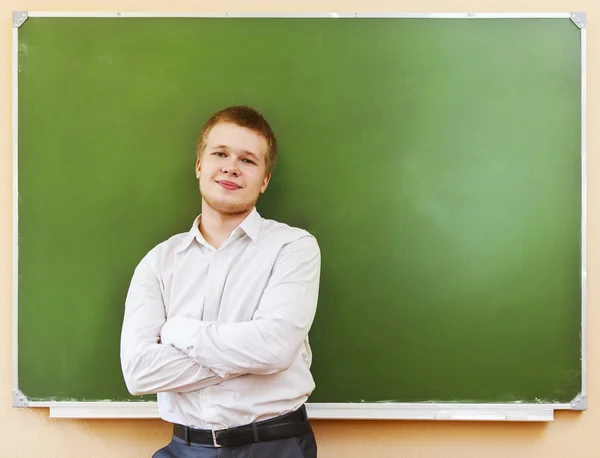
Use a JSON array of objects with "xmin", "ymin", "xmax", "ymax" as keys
[{"xmin": 153, "ymin": 423, "xmax": 317, "ymax": 458}]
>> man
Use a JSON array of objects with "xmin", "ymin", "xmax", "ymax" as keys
[{"xmin": 120, "ymin": 106, "xmax": 320, "ymax": 458}]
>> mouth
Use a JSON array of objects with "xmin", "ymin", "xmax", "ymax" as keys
[{"xmin": 216, "ymin": 180, "xmax": 242, "ymax": 191}]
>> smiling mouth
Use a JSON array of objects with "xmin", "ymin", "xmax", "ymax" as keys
[{"xmin": 216, "ymin": 180, "xmax": 242, "ymax": 190}]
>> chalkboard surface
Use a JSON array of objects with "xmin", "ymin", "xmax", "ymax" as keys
[{"xmin": 16, "ymin": 17, "xmax": 582, "ymax": 404}]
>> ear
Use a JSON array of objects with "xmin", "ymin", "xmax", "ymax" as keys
[
  {"xmin": 260, "ymin": 173, "xmax": 271, "ymax": 194},
  {"xmin": 195, "ymin": 158, "xmax": 202, "ymax": 179}
]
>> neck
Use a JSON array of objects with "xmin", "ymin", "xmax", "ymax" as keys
[{"xmin": 199, "ymin": 200, "xmax": 253, "ymax": 249}]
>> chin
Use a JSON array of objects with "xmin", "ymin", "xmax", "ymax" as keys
[{"xmin": 203, "ymin": 195, "xmax": 256, "ymax": 215}]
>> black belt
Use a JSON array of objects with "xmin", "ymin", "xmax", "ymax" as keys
[{"xmin": 173, "ymin": 405, "xmax": 310, "ymax": 448}]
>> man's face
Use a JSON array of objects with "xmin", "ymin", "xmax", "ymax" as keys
[{"xmin": 196, "ymin": 122, "xmax": 271, "ymax": 215}]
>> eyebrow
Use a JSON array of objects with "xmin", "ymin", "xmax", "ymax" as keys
[{"xmin": 211, "ymin": 145, "xmax": 261, "ymax": 162}]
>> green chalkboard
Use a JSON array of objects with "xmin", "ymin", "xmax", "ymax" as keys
[{"xmin": 16, "ymin": 16, "xmax": 583, "ymax": 405}]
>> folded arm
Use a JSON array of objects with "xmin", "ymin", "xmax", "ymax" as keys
[
  {"xmin": 120, "ymin": 250, "xmax": 231, "ymax": 395},
  {"xmin": 161, "ymin": 235, "xmax": 321, "ymax": 378}
]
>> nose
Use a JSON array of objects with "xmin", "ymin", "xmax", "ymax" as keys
[{"xmin": 222, "ymin": 159, "xmax": 240, "ymax": 177}]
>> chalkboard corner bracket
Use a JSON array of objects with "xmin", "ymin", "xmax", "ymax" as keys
[
  {"xmin": 13, "ymin": 390, "xmax": 29, "ymax": 408},
  {"xmin": 12, "ymin": 11, "xmax": 28, "ymax": 29},
  {"xmin": 570, "ymin": 393, "xmax": 587, "ymax": 411},
  {"xmin": 570, "ymin": 12, "xmax": 586, "ymax": 29}
]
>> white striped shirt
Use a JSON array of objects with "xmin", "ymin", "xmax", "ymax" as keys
[{"xmin": 120, "ymin": 208, "xmax": 321, "ymax": 429}]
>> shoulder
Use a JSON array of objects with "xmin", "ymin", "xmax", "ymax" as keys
[
  {"xmin": 257, "ymin": 217, "xmax": 320, "ymax": 253},
  {"xmin": 135, "ymin": 231, "xmax": 191, "ymax": 271}
]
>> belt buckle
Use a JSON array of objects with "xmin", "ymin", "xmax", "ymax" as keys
[{"xmin": 211, "ymin": 428, "xmax": 224, "ymax": 448}]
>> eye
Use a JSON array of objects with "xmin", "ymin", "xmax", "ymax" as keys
[
  {"xmin": 212, "ymin": 152, "xmax": 226, "ymax": 157},
  {"xmin": 242, "ymin": 158, "xmax": 257, "ymax": 165}
]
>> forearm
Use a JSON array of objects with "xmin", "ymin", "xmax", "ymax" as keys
[
  {"xmin": 171, "ymin": 318, "xmax": 305, "ymax": 377},
  {"xmin": 121, "ymin": 340, "xmax": 227, "ymax": 396}
]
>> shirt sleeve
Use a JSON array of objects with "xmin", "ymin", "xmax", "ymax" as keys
[
  {"xmin": 161, "ymin": 235, "xmax": 321, "ymax": 378},
  {"xmin": 120, "ymin": 248, "xmax": 232, "ymax": 395}
]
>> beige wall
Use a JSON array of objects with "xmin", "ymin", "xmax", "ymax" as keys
[{"xmin": 2, "ymin": 1, "xmax": 597, "ymax": 456}]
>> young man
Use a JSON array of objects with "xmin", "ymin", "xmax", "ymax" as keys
[{"xmin": 120, "ymin": 106, "xmax": 321, "ymax": 458}]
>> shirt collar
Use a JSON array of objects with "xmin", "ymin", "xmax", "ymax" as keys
[
  {"xmin": 237, "ymin": 207, "xmax": 261, "ymax": 242},
  {"xmin": 175, "ymin": 208, "xmax": 262, "ymax": 253}
]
